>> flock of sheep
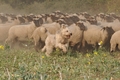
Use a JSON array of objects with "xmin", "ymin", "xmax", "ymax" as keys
[{"xmin": 0, "ymin": 10, "xmax": 120, "ymax": 56}]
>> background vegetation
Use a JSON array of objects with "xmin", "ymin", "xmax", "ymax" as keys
[{"xmin": 0, "ymin": 0, "xmax": 120, "ymax": 14}]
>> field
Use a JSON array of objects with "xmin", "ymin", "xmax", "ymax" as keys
[
  {"xmin": 0, "ymin": 0, "xmax": 120, "ymax": 80},
  {"xmin": 0, "ymin": 46, "xmax": 120, "ymax": 80}
]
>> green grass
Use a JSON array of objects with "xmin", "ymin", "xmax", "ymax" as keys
[{"xmin": 0, "ymin": 47, "xmax": 120, "ymax": 80}]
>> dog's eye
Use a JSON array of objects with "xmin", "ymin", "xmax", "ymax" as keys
[{"xmin": 66, "ymin": 30, "xmax": 68, "ymax": 32}]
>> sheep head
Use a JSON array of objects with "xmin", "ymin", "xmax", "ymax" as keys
[
  {"xmin": 18, "ymin": 16, "xmax": 25, "ymax": 23},
  {"xmin": 33, "ymin": 17, "xmax": 43, "ymax": 27},
  {"xmin": 75, "ymin": 21, "xmax": 86, "ymax": 30},
  {"xmin": 56, "ymin": 19, "xmax": 66, "ymax": 26}
]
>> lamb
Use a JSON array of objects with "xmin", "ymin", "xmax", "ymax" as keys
[
  {"xmin": 42, "ymin": 24, "xmax": 72, "ymax": 57},
  {"xmin": 5, "ymin": 17, "xmax": 43, "ymax": 48}
]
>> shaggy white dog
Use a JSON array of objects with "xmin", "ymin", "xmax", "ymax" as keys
[{"xmin": 42, "ymin": 24, "xmax": 72, "ymax": 57}]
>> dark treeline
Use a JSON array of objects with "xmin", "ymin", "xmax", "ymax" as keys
[{"xmin": 0, "ymin": 0, "xmax": 120, "ymax": 14}]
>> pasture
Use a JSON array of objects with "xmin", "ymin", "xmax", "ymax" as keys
[
  {"xmin": 1, "ymin": 0, "xmax": 120, "ymax": 80},
  {"xmin": 0, "ymin": 46, "xmax": 120, "ymax": 80}
]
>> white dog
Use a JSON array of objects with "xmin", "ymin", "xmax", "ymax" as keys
[{"xmin": 42, "ymin": 24, "xmax": 72, "ymax": 57}]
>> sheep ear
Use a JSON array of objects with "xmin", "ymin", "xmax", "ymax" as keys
[
  {"xmin": 44, "ymin": 28, "xmax": 47, "ymax": 33},
  {"xmin": 56, "ymin": 20, "xmax": 59, "ymax": 23},
  {"xmin": 41, "ymin": 27, "xmax": 47, "ymax": 33},
  {"xmin": 108, "ymin": 26, "xmax": 112, "ymax": 28},
  {"xmin": 57, "ymin": 19, "xmax": 66, "ymax": 25},
  {"xmin": 13, "ymin": 17, "xmax": 17, "ymax": 20},
  {"xmin": 101, "ymin": 27, "xmax": 106, "ymax": 30},
  {"xmin": 76, "ymin": 22, "xmax": 86, "ymax": 30},
  {"xmin": 75, "ymin": 21, "xmax": 80, "ymax": 26},
  {"xmin": 104, "ymin": 26, "xmax": 111, "ymax": 29},
  {"xmin": 80, "ymin": 24, "xmax": 86, "ymax": 30}
]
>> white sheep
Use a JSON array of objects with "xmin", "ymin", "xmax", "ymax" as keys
[
  {"xmin": 42, "ymin": 19, "xmax": 66, "ymax": 34},
  {"xmin": 0, "ymin": 17, "xmax": 21, "ymax": 45},
  {"xmin": 31, "ymin": 26, "xmax": 48, "ymax": 52},
  {"xmin": 5, "ymin": 17, "xmax": 43, "ymax": 48}
]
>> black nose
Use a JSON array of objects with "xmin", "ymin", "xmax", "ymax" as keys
[{"xmin": 70, "ymin": 33, "xmax": 72, "ymax": 35}]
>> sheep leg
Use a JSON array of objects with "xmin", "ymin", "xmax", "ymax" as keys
[
  {"xmin": 118, "ymin": 44, "xmax": 120, "ymax": 50},
  {"xmin": 10, "ymin": 38, "xmax": 19, "ymax": 49},
  {"xmin": 72, "ymin": 42, "xmax": 82, "ymax": 52},
  {"xmin": 34, "ymin": 41, "xmax": 40, "ymax": 52},
  {"xmin": 34, "ymin": 37, "xmax": 45, "ymax": 52},
  {"xmin": 33, "ymin": 35, "xmax": 40, "ymax": 52},
  {"xmin": 39, "ymin": 41, "xmax": 45, "ymax": 49},
  {"xmin": 109, "ymin": 43, "xmax": 117, "ymax": 56},
  {"xmin": 92, "ymin": 43, "xmax": 99, "ymax": 51},
  {"xmin": 110, "ymin": 43, "xmax": 116, "ymax": 52},
  {"xmin": 41, "ymin": 46, "xmax": 46, "ymax": 52},
  {"xmin": 81, "ymin": 40, "xmax": 88, "ymax": 53},
  {"xmin": 5, "ymin": 37, "xmax": 14, "ymax": 49}
]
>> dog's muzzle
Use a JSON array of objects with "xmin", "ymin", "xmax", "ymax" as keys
[{"xmin": 66, "ymin": 33, "xmax": 72, "ymax": 39}]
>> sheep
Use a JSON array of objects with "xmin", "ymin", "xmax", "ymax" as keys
[
  {"xmin": 60, "ymin": 16, "xmax": 75, "ymax": 26},
  {"xmin": 0, "ymin": 17, "xmax": 22, "ymax": 45},
  {"xmin": 82, "ymin": 25, "xmax": 114, "ymax": 53},
  {"xmin": 68, "ymin": 21, "xmax": 86, "ymax": 51},
  {"xmin": 5, "ymin": 17, "xmax": 43, "ymax": 48},
  {"xmin": 110, "ymin": 30, "xmax": 120, "ymax": 52},
  {"xmin": 31, "ymin": 27, "xmax": 48, "ymax": 52},
  {"xmin": 46, "ymin": 13, "xmax": 60, "ymax": 23},
  {"xmin": 97, "ymin": 14, "xmax": 120, "ymax": 32},
  {"xmin": 42, "ymin": 19, "xmax": 66, "ymax": 34}
]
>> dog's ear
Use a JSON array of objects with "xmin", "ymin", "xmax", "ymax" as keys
[{"xmin": 61, "ymin": 24, "xmax": 67, "ymax": 29}]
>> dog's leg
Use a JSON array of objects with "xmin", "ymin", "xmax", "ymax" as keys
[
  {"xmin": 57, "ymin": 43, "xmax": 67, "ymax": 53},
  {"xmin": 65, "ymin": 43, "xmax": 69, "ymax": 50},
  {"xmin": 45, "ymin": 46, "xmax": 53, "ymax": 57},
  {"xmin": 62, "ymin": 46, "xmax": 67, "ymax": 53}
]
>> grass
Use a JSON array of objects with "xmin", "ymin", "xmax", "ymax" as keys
[
  {"xmin": 0, "ymin": 0, "xmax": 120, "ymax": 79},
  {"xmin": 0, "ymin": 46, "xmax": 120, "ymax": 80}
]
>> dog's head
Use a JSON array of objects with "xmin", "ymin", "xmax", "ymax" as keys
[{"xmin": 60, "ymin": 24, "xmax": 72, "ymax": 39}]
